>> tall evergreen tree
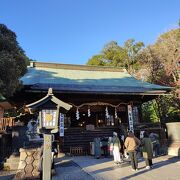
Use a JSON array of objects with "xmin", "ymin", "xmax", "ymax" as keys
[{"xmin": 0, "ymin": 24, "xmax": 29, "ymax": 97}]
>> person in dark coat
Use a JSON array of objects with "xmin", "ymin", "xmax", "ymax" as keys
[
  {"xmin": 94, "ymin": 137, "xmax": 101, "ymax": 159},
  {"xmin": 141, "ymin": 132, "xmax": 153, "ymax": 169},
  {"xmin": 149, "ymin": 132, "xmax": 160, "ymax": 157},
  {"xmin": 101, "ymin": 137, "xmax": 108, "ymax": 157},
  {"xmin": 119, "ymin": 134, "xmax": 125, "ymax": 159}
]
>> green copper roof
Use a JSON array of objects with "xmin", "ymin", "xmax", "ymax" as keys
[{"xmin": 21, "ymin": 62, "xmax": 171, "ymax": 94}]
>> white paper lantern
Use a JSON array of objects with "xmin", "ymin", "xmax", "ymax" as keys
[
  {"xmin": 105, "ymin": 106, "xmax": 109, "ymax": 119},
  {"xmin": 115, "ymin": 107, "xmax": 117, "ymax": 119},
  {"xmin": 88, "ymin": 107, "xmax": 91, "ymax": 117},
  {"xmin": 76, "ymin": 108, "xmax": 80, "ymax": 120}
]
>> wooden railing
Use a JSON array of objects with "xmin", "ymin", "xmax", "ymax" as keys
[{"xmin": 0, "ymin": 117, "xmax": 15, "ymax": 132}]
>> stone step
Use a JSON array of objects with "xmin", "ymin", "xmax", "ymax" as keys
[
  {"xmin": 4, "ymin": 162, "xmax": 19, "ymax": 170},
  {"xmin": 6, "ymin": 157, "xmax": 20, "ymax": 163},
  {"xmin": 63, "ymin": 127, "xmax": 120, "ymax": 153},
  {"xmin": 3, "ymin": 155, "xmax": 20, "ymax": 170}
]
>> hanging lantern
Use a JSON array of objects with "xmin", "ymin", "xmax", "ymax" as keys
[
  {"xmin": 76, "ymin": 108, "xmax": 80, "ymax": 120},
  {"xmin": 115, "ymin": 107, "xmax": 117, "ymax": 119},
  {"xmin": 105, "ymin": 106, "xmax": 109, "ymax": 119},
  {"xmin": 88, "ymin": 107, "xmax": 91, "ymax": 117}
]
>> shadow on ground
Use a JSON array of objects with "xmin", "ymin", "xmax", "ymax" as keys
[
  {"xmin": 0, "ymin": 171, "xmax": 16, "ymax": 180},
  {"xmin": 120, "ymin": 156, "xmax": 180, "ymax": 180},
  {"xmin": 53, "ymin": 159, "xmax": 94, "ymax": 180}
]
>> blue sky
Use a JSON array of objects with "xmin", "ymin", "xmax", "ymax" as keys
[{"xmin": 0, "ymin": 0, "xmax": 179, "ymax": 65}]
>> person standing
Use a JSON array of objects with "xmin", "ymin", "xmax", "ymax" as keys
[
  {"xmin": 119, "ymin": 134, "xmax": 125, "ymax": 159},
  {"xmin": 124, "ymin": 131, "xmax": 141, "ymax": 171},
  {"xmin": 112, "ymin": 132, "xmax": 123, "ymax": 164},
  {"xmin": 149, "ymin": 132, "xmax": 160, "ymax": 157},
  {"xmin": 101, "ymin": 137, "xmax": 108, "ymax": 157},
  {"xmin": 94, "ymin": 137, "xmax": 101, "ymax": 159},
  {"xmin": 142, "ymin": 132, "xmax": 153, "ymax": 169}
]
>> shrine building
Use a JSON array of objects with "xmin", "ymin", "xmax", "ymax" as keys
[{"xmin": 16, "ymin": 61, "xmax": 171, "ymax": 153}]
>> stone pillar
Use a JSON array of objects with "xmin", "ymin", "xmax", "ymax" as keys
[
  {"xmin": 43, "ymin": 134, "xmax": 52, "ymax": 180},
  {"xmin": 166, "ymin": 122, "xmax": 180, "ymax": 156},
  {"xmin": 14, "ymin": 148, "xmax": 41, "ymax": 179}
]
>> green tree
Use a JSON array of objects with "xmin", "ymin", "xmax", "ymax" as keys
[
  {"xmin": 0, "ymin": 24, "xmax": 29, "ymax": 97},
  {"xmin": 101, "ymin": 41, "xmax": 128, "ymax": 67},
  {"xmin": 87, "ymin": 41, "xmax": 127, "ymax": 67},
  {"xmin": 142, "ymin": 100, "xmax": 160, "ymax": 123},
  {"xmin": 124, "ymin": 39, "xmax": 144, "ymax": 74},
  {"xmin": 87, "ymin": 40, "xmax": 144, "ymax": 73},
  {"xmin": 87, "ymin": 54, "xmax": 105, "ymax": 66}
]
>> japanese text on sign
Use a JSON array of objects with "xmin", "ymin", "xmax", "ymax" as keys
[
  {"xmin": 59, "ymin": 113, "xmax": 64, "ymax": 137},
  {"xmin": 128, "ymin": 105, "xmax": 134, "ymax": 133}
]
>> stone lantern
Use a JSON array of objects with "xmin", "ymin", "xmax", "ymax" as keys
[
  {"xmin": 27, "ymin": 88, "xmax": 72, "ymax": 180},
  {"xmin": 166, "ymin": 122, "xmax": 180, "ymax": 156}
]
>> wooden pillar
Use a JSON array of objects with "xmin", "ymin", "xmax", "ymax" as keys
[
  {"xmin": 0, "ymin": 106, "xmax": 4, "ymax": 120},
  {"xmin": 138, "ymin": 104, "xmax": 143, "ymax": 123}
]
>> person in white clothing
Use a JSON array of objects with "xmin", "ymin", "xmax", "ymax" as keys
[{"xmin": 112, "ymin": 132, "xmax": 123, "ymax": 165}]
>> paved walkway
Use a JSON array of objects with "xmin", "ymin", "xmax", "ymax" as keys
[
  {"xmin": 53, "ymin": 159, "xmax": 93, "ymax": 180},
  {"xmin": 54, "ymin": 154, "xmax": 180, "ymax": 180},
  {"xmin": 0, "ymin": 170, "xmax": 16, "ymax": 180},
  {"xmin": 1, "ymin": 155, "xmax": 180, "ymax": 179}
]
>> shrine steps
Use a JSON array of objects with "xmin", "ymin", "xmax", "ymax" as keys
[
  {"xmin": 63, "ymin": 127, "xmax": 120, "ymax": 154},
  {"xmin": 3, "ymin": 154, "xmax": 20, "ymax": 170}
]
